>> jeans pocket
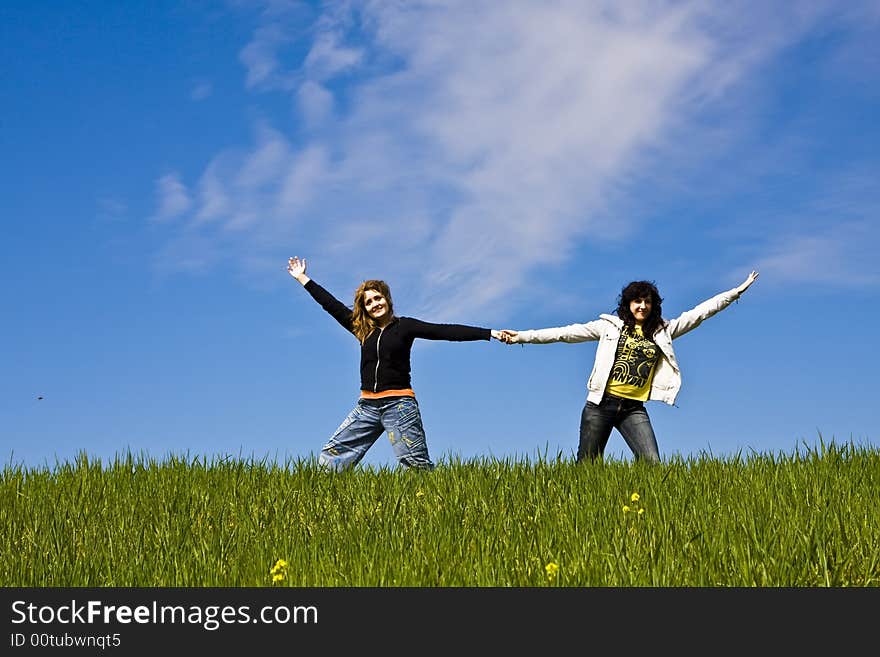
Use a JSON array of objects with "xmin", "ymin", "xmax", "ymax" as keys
[{"xmin": 395, "ymin": 399, "xmax": 421, "ymax": 432}]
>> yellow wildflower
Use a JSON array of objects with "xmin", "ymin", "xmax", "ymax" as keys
[
  {"xmin": 631, "ymin": 492, "xmax": 640, "ymax": 502},
  {"xmin": 270, "ymin": 558, "xmax": 289, "ymax": 584},
  {"xmin": 545, "ymin": 562, "xmax": 559, "ymax": 580}
]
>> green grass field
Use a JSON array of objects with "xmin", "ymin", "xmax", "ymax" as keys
[{"xmin": 2, "ymin": 440, "xmax": 878, "ymax": 586}]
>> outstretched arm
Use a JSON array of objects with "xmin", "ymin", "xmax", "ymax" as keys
[
  {"xmin": 404, "ymin": 317, "xmax": 491, "ymax": 342},
  {"xmin": 495, "ymin": 322, "xmax": 603, "ymax": 344}
]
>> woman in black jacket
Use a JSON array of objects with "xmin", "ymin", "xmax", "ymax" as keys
[{"xmin": 287, "ymin": 256, "xmax": 504, "ymax": 471}]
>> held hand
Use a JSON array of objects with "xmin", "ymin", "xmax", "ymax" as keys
[
  {"xmin": 491, "ymin": 329, "xmax": 518, "ymax": 343},
  {"xmin": 737, "ymin": 270, "xmax": 759, "ymax": 295},
  {"xmin": 287, "ymin": 256, "xmax": 310, "ymax": 285},
  {"xmin": 497, "ymin": 329, "xmax": 519, "ymax": 344}
]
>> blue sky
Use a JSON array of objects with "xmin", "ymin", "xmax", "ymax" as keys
[{"xmin": 3, "ymin": 0, "xmax": 879, "ymax": 469}]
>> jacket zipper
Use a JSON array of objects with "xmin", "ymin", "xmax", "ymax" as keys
[{"xmin": 373, "ymin": 327, "xmax": 384, "ymax": 392}]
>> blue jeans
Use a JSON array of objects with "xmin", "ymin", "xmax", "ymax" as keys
[
  {"xmin": 577, "ymin": 393, "xmax": 660, "ymax": 463},
  {"xmin": 318, "ymin": 396, "xmax": 434, "ymax": 472}
]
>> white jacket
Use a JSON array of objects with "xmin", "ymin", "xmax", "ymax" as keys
[{"xmin": 515, "ymin": 286, "xmax": 744, "ymax": 406}]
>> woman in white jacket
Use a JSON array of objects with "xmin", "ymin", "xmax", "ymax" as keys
[{"xmin": 501, "ymin": 271, "xmax": 759, "ymax": 463}]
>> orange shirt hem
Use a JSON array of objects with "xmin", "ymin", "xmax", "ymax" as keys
[{"xmin": 359, "ymin": 388, "xmax": 416, "ymax": 399}]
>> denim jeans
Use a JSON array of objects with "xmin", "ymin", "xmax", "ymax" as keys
[
  {"xmin": 318, "ymin": 396, "xmax": 434, "ymax": 472},
  {"xmin": 577, "ymin": 393, "xmax": 660, "ymax": 463}
]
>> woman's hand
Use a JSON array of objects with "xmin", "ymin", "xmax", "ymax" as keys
[
  {"xmin": 737, "ymin": 270, "xmax": 759, "ymax": 295},
  {"xmin": 287, "ymin": 256, "xmax": 311, "ymax": 285},
  {"xmin": 494, "ymin": 330, "xmax": 519, "ymax": 344}
]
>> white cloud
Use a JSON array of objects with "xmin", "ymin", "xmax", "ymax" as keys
[
  {"xmin": 240, "ymin": 23, "xmax": 297, "ymax": 91},
  {"xmin": 276, "ymin": 144, "xmax": 330, "ymax": 216},
  {"xmin": 234, "ymin": 124, "xmax": 291, "ymax": 192},
  {"xmin": 97, "ymin": 197, "xmax": 127, "ymax": 222},
  {"xmin": 151, "ymin": 173, "xmax": 191, "ymax": 222},
  {"xmin": 303, "ymin": 29, "xmax": 362, "ymax": 80},
  {"xmin": 152, "ymin": 0, "xmax": 876, "ymax": 317},
  {"xmin": 751, "ymin": 168, "xmax": 880, "ymax": 287},
  {"xmin": 297, "ymin": 80, "xmax": 334, "ymax": 126},
  {"xmin": 756, "ymin": 223, "xmax": 879, "ymax": 287},
  {"xmin": 195, "ymin": 158, "xmax": 232, "ymax": 225},
  {"xmin": 191, "ymin": 80, "xmax": 213, "ymax": 101}
]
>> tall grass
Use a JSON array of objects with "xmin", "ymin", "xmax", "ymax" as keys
[{"xmin": 2, "ymin": 440, "xmax": 878, "ymax": 586}]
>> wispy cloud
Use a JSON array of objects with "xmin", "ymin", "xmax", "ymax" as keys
[
  {"xmin": 240, "ymin": 23, "xmax": 294, "ymax": 90},
  {"xmin": 150, "ymin": 173, "xmax": 191, "ymax": 222},
  {"xmin": 756, "ymin": 226, "xmax": 878, "ymax": 287},
  {"xmin": 97, "ymin": 197, "xmax": 127, "ymax": 223},
  {"xmin": 297, "ymin": 80, "xmax": 334, "ymax": 127},
  {"xmin": 303, "ymin": 25, "xmax": 362, "ymax": 80},
  {"xmin": 151, "ymin": 0, "xmax": 877, "ymax": 317},
  {"xmin": 753, "ymin": 168, "xmax": 880, "ymax": 286},
  {"xmin": 191, "ymin": 80, "xmax": 213, "ymax": 101}
]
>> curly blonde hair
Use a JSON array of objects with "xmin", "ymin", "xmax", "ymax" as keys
[{"xmin": 351, "ymin": 279, "xmax": 394, "ymax": 344}]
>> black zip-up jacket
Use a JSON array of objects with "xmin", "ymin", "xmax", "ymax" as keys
[{"xmin": 304, "ymin": 279, "xmax": 491, "ymax": 392}]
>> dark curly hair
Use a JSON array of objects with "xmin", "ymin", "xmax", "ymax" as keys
[{"xmin": 616, "ymin": 280, "xmax": 664, "ymax": 338}]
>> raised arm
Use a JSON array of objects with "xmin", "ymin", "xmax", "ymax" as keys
[
  {"xmin": 286, "ymin": 256, "xmax": 354, "ymax": 333},
  {"xmin": 666, "ymin": 269, "xmax": 760, "ymax": 339},
  {"xmin": 735, "ymin": 270, "xmax": 759, "ymax": 296}
]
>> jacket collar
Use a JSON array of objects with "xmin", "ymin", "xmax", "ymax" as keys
[{"xmin": 368, "ymin": 316, "xmax": 399, "ymax": 338}]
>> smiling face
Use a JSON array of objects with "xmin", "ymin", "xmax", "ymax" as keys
[
  {"xmin": 363, "ymin": 288, "xmax": 390, "ymax": 324},
  {"xmin": 617, "ymin": 280, "xmax": 663, "ymax": 335},
  {"xmin": 629, "ymin": 296, "xmax": 652, "ymax": 327}
]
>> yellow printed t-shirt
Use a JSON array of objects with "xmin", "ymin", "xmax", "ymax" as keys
[{"xmin": 605, "ymin": 325, "xmax": 659, "ymax": 402}]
